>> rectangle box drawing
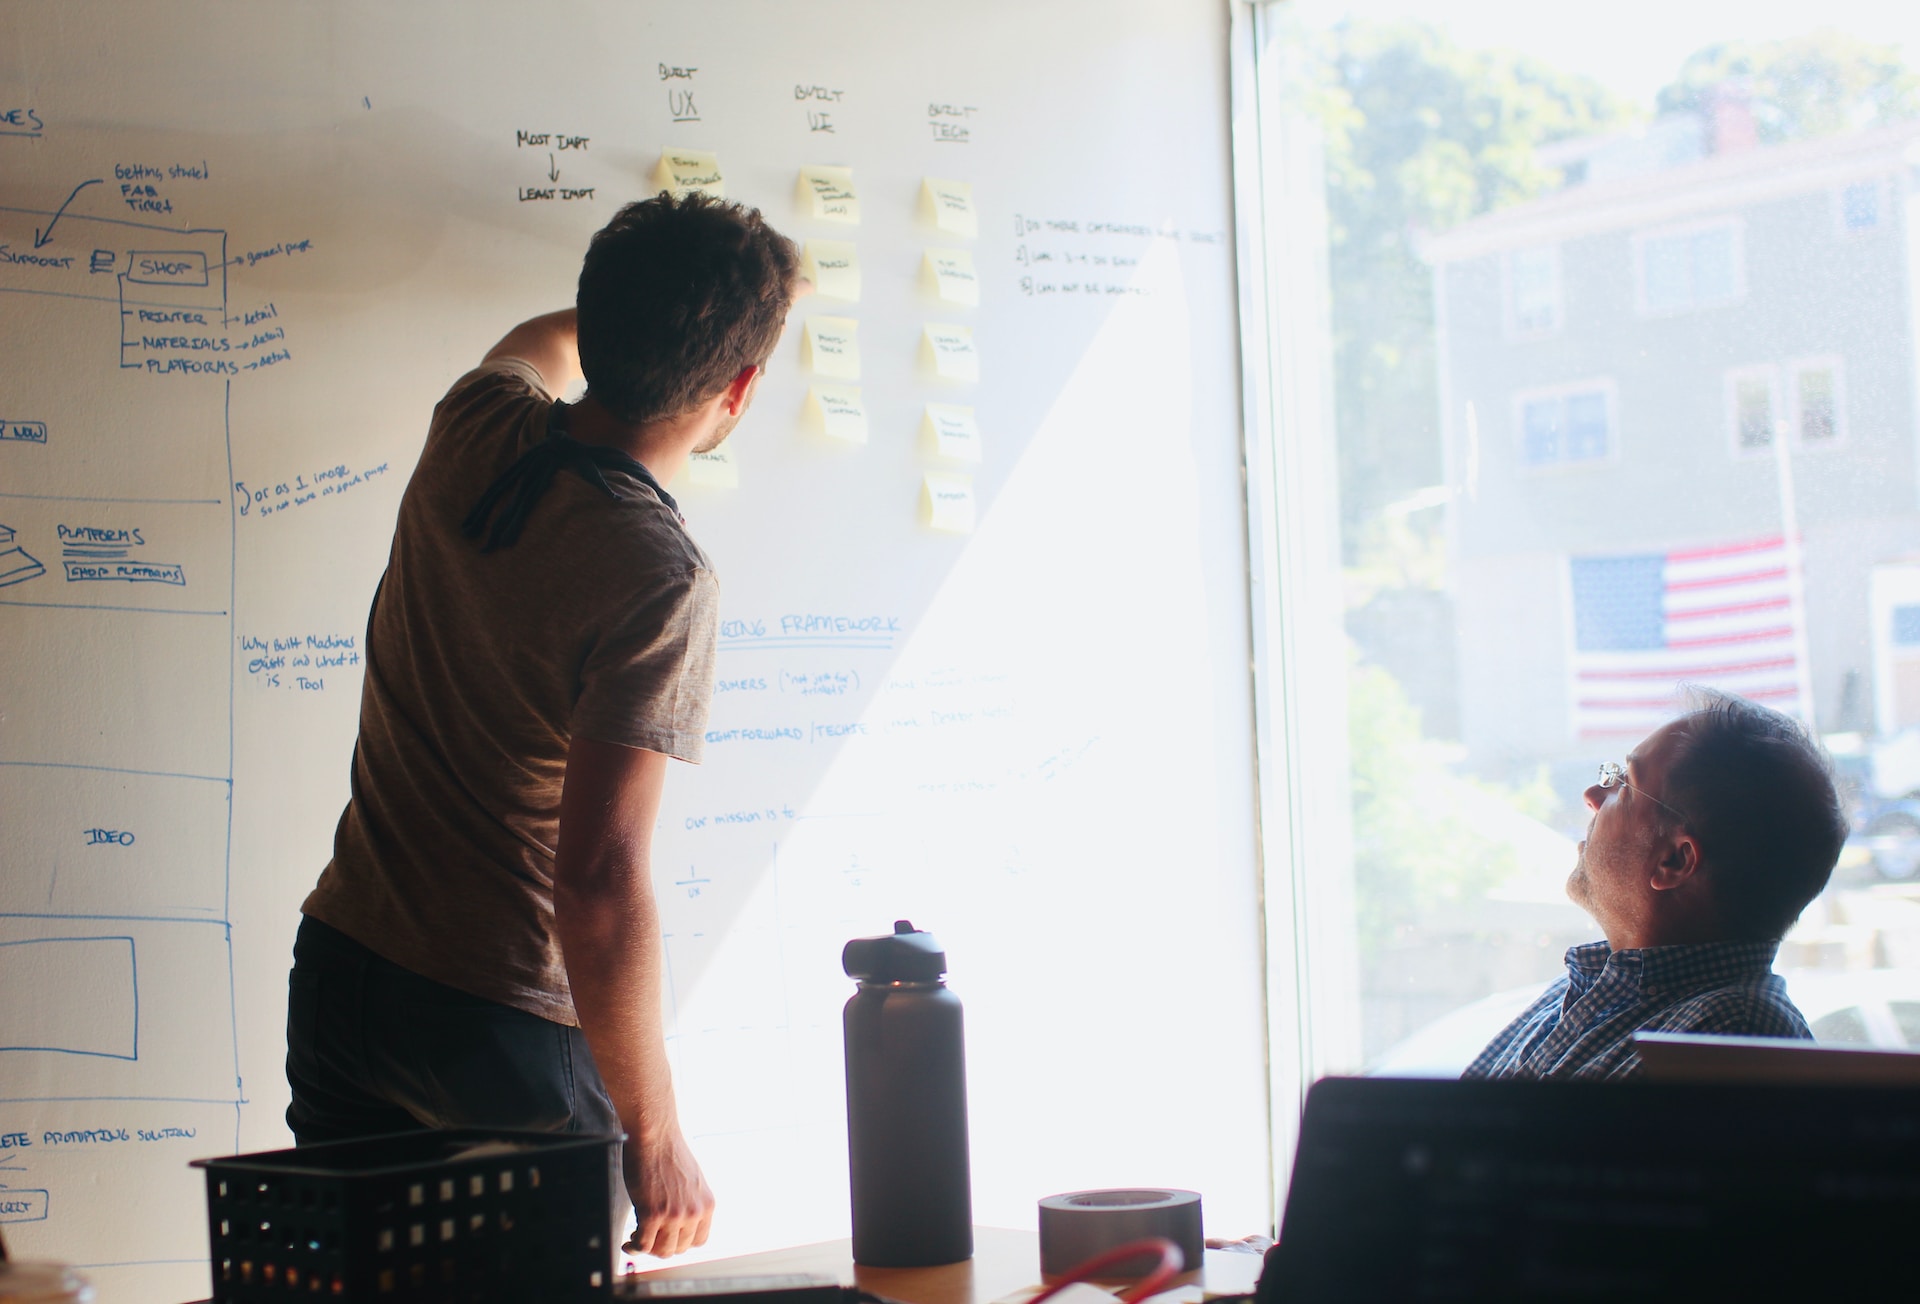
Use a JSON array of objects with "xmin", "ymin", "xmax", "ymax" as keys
[
  {"xmin": 0, "ymin": 767, "xmax": 228, "ymax": 919},
  {"xmin": 0, "ymin": 936, "xmax": 137, "ymax": 1059},
  {"xmin": 0, "ymin": 1189, "xmax": 50, "ymax": 1224},
  {"xmin": 123, "ymin": 250, "xmax": 209, "ymax": 287},
  {"xmin": 61, "ymin": 559, "xmax": 186, "ymax": 585}
]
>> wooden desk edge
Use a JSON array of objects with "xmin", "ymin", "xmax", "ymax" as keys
[{"xmin": 625, "ymin": 1227, "xmax": 1262, "ymax": 1304}]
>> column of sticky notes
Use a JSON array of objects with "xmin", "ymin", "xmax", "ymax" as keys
[
  {"xmin": 796, "ymin": 165, "xmax": 868, "ymax": 454},
  {"xmin": 918, "ymin": 178, "xmax": 979, "ymax": 533}
]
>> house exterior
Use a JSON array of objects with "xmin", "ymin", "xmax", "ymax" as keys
[{"xmin": 1423, "ymin": 118, "xmax": 1920, "ymax": 771}]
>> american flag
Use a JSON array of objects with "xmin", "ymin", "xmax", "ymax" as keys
[{"xmin": 1569, "ymin": 534, "xmax": 1808, "ymax": 738}]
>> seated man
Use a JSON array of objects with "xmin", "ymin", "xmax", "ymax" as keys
[{"xmin": 1465, "ymin": 690, "xmax": 1848, "ymax": 1080}]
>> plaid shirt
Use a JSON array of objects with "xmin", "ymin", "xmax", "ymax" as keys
[{"xmin": 1462, "ymin": 939, "xmax": 1810, "ymax": 1081}]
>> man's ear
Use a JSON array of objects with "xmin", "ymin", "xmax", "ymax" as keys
[
  {"xmin": 1650, "ymin": 831, "xmax": 1702, "ymax": 892},
  {"xmin": 722, "ymin": 364, "xmax": 759, "ymax": 415}
]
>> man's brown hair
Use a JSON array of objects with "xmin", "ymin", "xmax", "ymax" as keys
[{"xmin": 576, "ymin": 192, "xmax": 800, "ymax": 425}]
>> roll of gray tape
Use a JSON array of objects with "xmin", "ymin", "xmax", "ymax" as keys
[{"xmin": 1037, "ymin": 1188, "xmax": 1204, "ymax": 1279}]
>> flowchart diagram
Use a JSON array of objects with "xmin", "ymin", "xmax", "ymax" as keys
[{"xmin": 0, "ymin": 178, "xmax": 247, "ymax": 1283}]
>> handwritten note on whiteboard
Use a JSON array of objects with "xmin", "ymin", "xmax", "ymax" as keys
[
  {"xmin": 805, "ymin": 384, "xmax": 868, "ymax": 443},
  {"xmin": 921, "ymin": 178, "xmax": 978, "ymax": 238},
  {"xmin": 796, "ymin": 166, "xmax": 860, "ymax": 224},
  {"xmin": 803, "ymin": 240, "xmax": 861, "ymax": 302},
  {"xmin": 923, "ymin": 249, "xmax": 980, "ymax": 306},
  {"xmin": 685, "ymin": 443, "xmax": 739, "ymax": 487},
  {"xmin": 922, "ymin": 403, "xmax": 982, "ymax": 462},
  {"xmin": 804, "ymin": 316, "xmax": 862, "ymax": 379},
  {"xmin": 921, "ymin": 471, "xmax": 977, "ymax": 532},
  {"xmin": 654, "ymin": 149, "xmax": 725, "ymax": 197},
  {"xmin": 921, "ymin": 323, "xmax": 978, "ymax": 382}
]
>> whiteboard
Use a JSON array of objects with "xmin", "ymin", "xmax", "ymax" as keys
[{"xmin": 0, "ymin": 4, "xmax": 1267, "ymax": 1300}]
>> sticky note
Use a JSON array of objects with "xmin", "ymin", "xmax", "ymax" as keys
[
  {"xmin": 921, "ymin": 324, "xmax": 978, "ymax": 383},
  {"xmin": 804, "ymin": 316, "xmax": 861, "ymax": 379},
  {"xmin": 921, "ymin": 178, "xmax": 978, "ymax": 239},
  {"xmin": 922, "ymin": 404, "xmax": 981, "ymax": 463},
  {"xmin": 922, "ymin": 249, "xmax": 980, "ymax": 306},
  {"xmin": 685, "ymin": 444, "xmax": 738, "ymax": 488},
  {"xmin": 803, "ymin": 240, "xmax": 862, "ymax": 302},
  {"xmin": 654, "ymin": 149, "xmax": 724, "ymax": 198},
  {"xmin": 797, "ymin": 165, "xmax": 860, "ymax": 224},
  {"xmin": 806, "ymin": 385, "xmax": 868, "ymax": 444},
  {"xmin": 922, "ymin": 472, "xmax": 976, "ymax": 533}
]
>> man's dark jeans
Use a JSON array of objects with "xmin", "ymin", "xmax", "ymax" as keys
[{"xmin": 286, "ymin": 915, "xmax": 620, "ymax": 1145}]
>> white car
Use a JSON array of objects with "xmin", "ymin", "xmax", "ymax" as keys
[{"xmin": 1368, "ymin": 967, "xmax": 1920, "ymax": 1076}]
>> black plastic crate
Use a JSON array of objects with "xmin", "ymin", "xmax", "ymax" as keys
[{"xmin": 192, "ymin": 1129, "xmax": 620, "ymax": 1303}]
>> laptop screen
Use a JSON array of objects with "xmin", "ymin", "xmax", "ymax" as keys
[{"xmin": 1266, "ymin": 1076, "xmax": 1920, "ymax": 1300}]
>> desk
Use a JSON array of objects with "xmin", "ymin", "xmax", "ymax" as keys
[{"xmin": 625, "ymin": 1228, "xmax": 1264, "ymax": 1304}]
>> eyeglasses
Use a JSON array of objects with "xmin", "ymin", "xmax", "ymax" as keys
[{"xmin": 1597, "ymin": 761, "xmax": 1689, "ymax": 825}]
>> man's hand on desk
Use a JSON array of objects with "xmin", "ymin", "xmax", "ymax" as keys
[{"xmin": 624, "ymin": 1121, "xmax": 716, "ymax": 1259}]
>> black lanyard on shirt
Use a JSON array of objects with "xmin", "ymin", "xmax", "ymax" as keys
[{"xmin": 462, "ymin": 400, "xmax": 682, "ymax": 553}]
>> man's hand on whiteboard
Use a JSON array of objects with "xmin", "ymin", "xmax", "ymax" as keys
[{"xmin": 624, "ymin": 1120, "xmax": 716, "ymax": 1258}]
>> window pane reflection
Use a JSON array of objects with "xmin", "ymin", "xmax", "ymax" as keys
[{"xmin": 1284, "ymin": 5, "xmax": 1920, "ymax": 1068}]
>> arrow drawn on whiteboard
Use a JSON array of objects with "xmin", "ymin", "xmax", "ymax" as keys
[
  {"xmin": 547, "ymin": 153, "xmax": 560, "ymax": 183},
  {"xmin": 34, "ymin": 178, "xmax": 103, "ymax": 249}
]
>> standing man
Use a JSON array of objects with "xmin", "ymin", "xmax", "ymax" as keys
[
  {"xmin": 288, "ymin": 194, "xmax": 802, "ymax": 1258},
  {"xmin": 1465, "ymin": 689, "xmax": 1848, "ymax": 1080}
]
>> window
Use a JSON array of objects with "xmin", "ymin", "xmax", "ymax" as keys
[
  {"xmin": 1726, "ymin": 359, "xmax": 1842, "ymax": 454},
  {"xmin": 1726, "ymin": 365, "xmax": 1779, "ymax": 453},
  {"xmin": 1838, "ymin": 179, "xmax": 1884, "ymax": 234},
  {"xmin": 1893, "ymin": 605, "xmax": 1920, "ymax": 648},
  {"xmin": 1637, "ymin": 219, "xmax": 1742, "ymax": 315},
  {"xmin": 1517, "ymin": 384, "xmax": 1612, "ymax": 467},
  {"xmin": 1247, "ymin": 4, "xmax": 1920, "ymax": 1117},
  {"xmin": 1790, "ymin": 358, "xmax": 1844, "ymax": 445},
  {"xmin": 1505, "ymin": 245, "xmax": 1561, "ymax": 338}
]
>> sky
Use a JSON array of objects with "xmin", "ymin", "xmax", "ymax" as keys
[{"xmin": 1306, "ymin": 1, "xmax": 1920, "ymax": 108}]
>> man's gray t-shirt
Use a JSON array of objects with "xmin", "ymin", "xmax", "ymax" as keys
[{"xmin": 303, "ymin": 359, "xmax": 718, "ymax": 1025}]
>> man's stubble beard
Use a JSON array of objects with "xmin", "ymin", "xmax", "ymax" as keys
[
  {"xmin": 1566, "ymin": 845, "xmax": 1590, "ymax": 909},
  {"xmin": 693, "ymin": 412, "xmax": 739, "ymax": 456}
]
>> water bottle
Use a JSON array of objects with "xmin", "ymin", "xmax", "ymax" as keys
[{"xmin": 842, "ymin": 920, "xmax": 973, "ymax": 1267}]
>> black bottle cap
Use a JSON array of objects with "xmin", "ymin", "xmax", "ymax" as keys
[{"xmin": 843, "ymin": 919, "xmax": 948, "ymax": 981}]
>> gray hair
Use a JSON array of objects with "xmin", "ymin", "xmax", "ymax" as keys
[{"xmin": 1661, "ymin": 687, "xmax": 1847, "ymax": 940}]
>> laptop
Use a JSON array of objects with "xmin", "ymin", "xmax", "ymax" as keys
[{"xmin": 1259, "ymin": 1075, "xmax": 1920, "ymax": 1301}]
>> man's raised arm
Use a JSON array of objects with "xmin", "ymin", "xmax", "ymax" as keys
[
  {"xmin": 553, "ymin": 735, "xmax": 715, "ymax": 1258},
  {"xmin": 484, "ymin": 309, "xmax": 583, "ymax": 396}
]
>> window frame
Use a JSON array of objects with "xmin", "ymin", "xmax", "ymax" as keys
[
  {"xmin": 1833, "ymin": 177, "xmax": 1888, "ymax": 238},
  {"xmin": 1511, "ymin": 377, "xmax": 1621, "ymax": 473},
  {"xmin": 1502, "ymin": 243, "xmax": 1564, "ymax": 341},
  {"xmin": 1632, "ymin": 215, "xmax": 1747, "ymax": 318},
  {"xmin": 1786, "ymin": 354, "xmax": 1848, "ymax": 450},
  {"xmin": 1725, "ymin": 362, "xmax": 1783, "ymax": 459}
]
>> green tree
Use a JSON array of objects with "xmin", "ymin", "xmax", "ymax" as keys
[
  {"xmin": 1658, "ymin": 28, "xmax": 1920, "ymax": 143},
  {"xmin": 1309, "ymin": 21, "xmax": 1629, "ymax": 558},
  {"xmin": 1347, "ymin": 657, "xmax": 1552, "ymax": 963}
]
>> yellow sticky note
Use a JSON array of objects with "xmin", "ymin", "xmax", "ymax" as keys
[
  {"xmin": 921, "ymin": 323, "xmax": 978, "ymax": 383},
  {"xmin": 803, "ymin": 240, "xmax": 861, "ymax": 302},
  {"xmin": 797, "ymin": 165, "xmax": 860, "ymax": 224},
  {"xmin": 806, "ymin": 385, "xmax": 868, "ymax": 444},
  {"xmin": 685, "ymin": 444, "xmax": 738, "ymax": 488},
  {"xmin": 922, "ymin": 249, "xmax": 980, "ymax": 306},
  {"xmin": 804, "ymin": 316, "xmax": 861, "ymax": 379},
  {"xmin": 654, "ymin": 149, "xmax": 724, "ymax": 198},
  {"xmin": 922, "ymin": 404, "xmax": 981, "ymax": 463},
  {"xmin": 922, "ymin": 472, "xmax": 976, "ymax": 533},
  {"xmin": 921, "ymin": 178, "xmax": 977, "ymax": 239}
]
